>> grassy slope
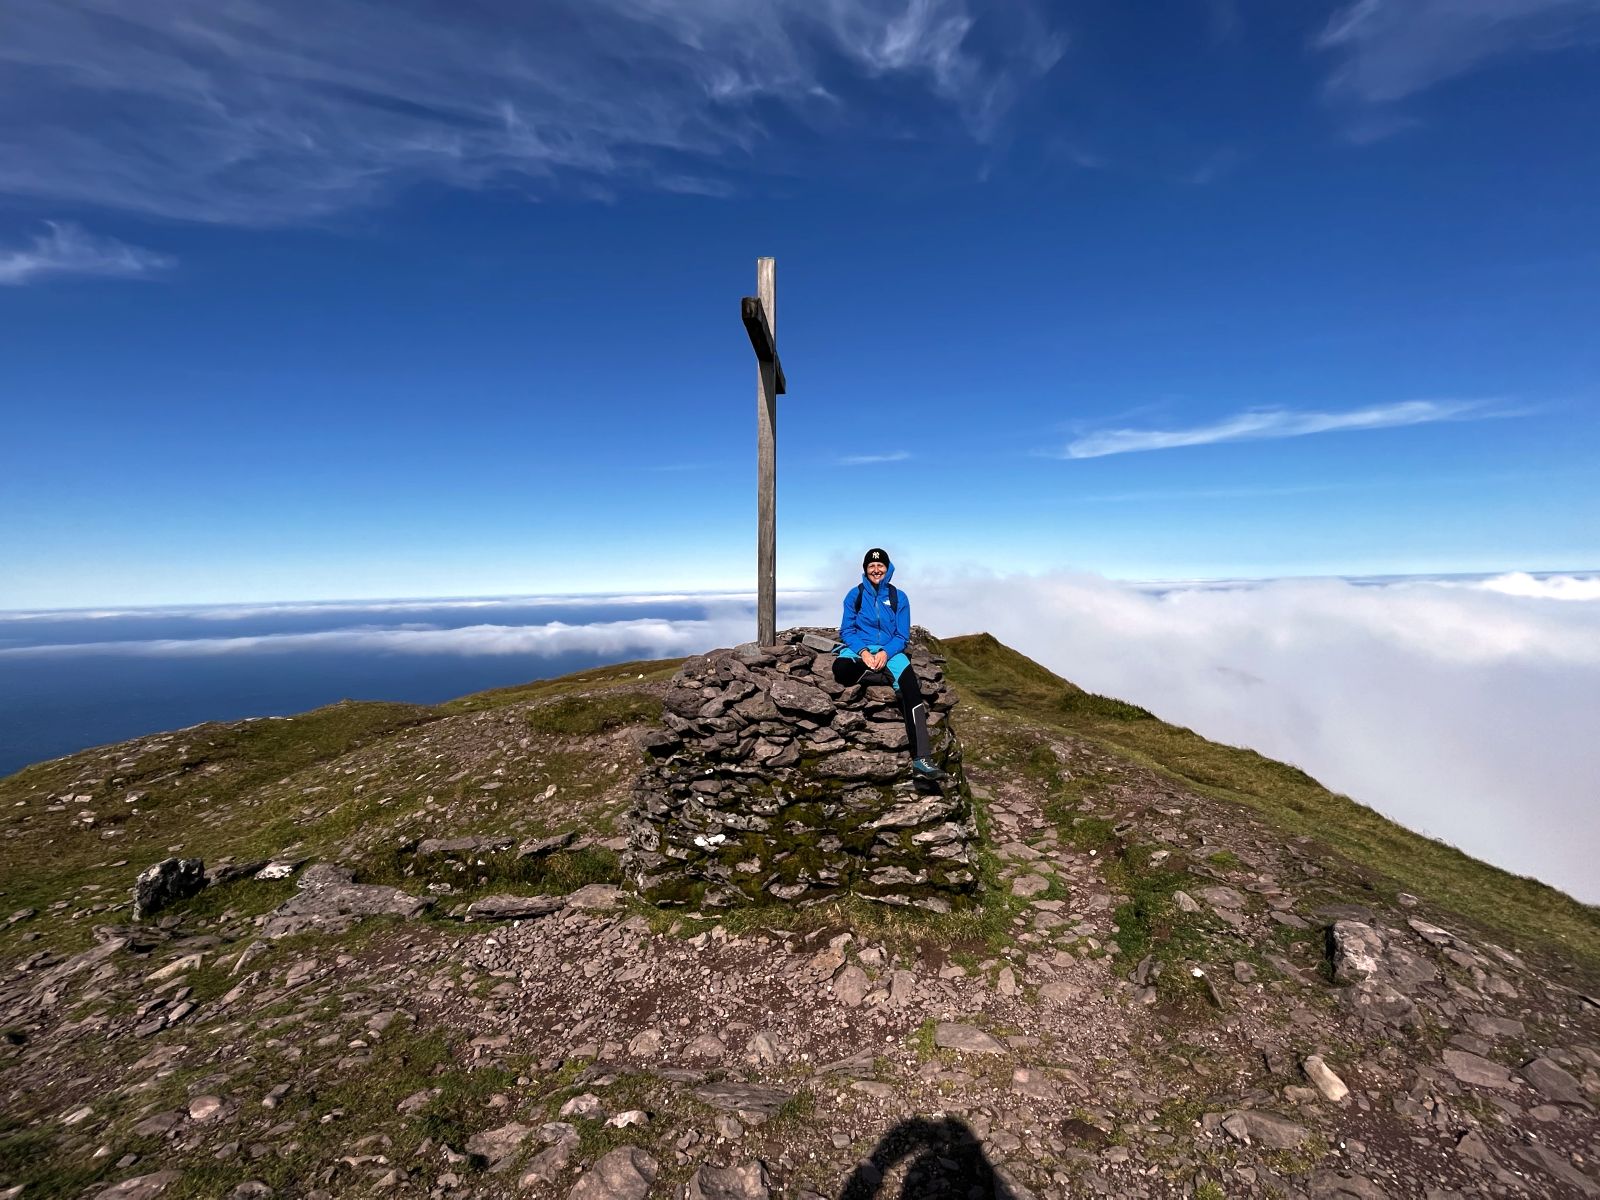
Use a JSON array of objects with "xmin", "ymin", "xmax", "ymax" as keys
[
  {"xmin": 2, "ymin": 635, "xmax": 1594, "ymax": 974},
  {"xmin": 0, "ymin": 658, "xmax": 679, "ymax": 958},
  {"xmin": 935, "ymin": 631, "xmax": 1600, "ymax": 975}
]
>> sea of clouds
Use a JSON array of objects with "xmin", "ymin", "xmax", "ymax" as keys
[
  {"xmin": 3, "ymin": 571, "xmax": 1596, "ymax": 903},
  {"xmin": 911, "ymin": 570, "xmax": 1600, "ymax": 906}
]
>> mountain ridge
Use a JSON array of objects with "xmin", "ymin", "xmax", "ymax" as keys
[{"xmin": 1, "ymin": 631, "xmax": 1596, "ymax": 1199}]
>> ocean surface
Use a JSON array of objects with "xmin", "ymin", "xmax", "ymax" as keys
[{"xmin": 0, "ymin": 594, "xmax": 767, "ymax": 777}]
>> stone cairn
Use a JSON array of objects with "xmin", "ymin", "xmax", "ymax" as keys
[{"xmin": 623, "ymin": 627, "xmax": 980, "ymax": 912}]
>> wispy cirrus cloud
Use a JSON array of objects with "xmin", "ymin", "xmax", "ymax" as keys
[
  {"xmin": 0, "ymin": 0, "xmax": 1063, "ymax": 226},
  {"xmin": 836, "ymin": 450, "xmax": 912, "ymax": 466},
  {"xmin": 1058, "ymin": 399, "xmax": 1498, "ymax": 459},
  {"xmin": 1316, "ymin": 0, "xmax": 1600, "ymax": 106},
  {"xmin": 0, "ymin": 222, "xmax": 172, "ymax": 286}
]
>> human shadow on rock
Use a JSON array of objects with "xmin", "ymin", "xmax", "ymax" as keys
[{"xmin": 839, "ymin": 1116, "xmax": 1020, "ymax": 1200}]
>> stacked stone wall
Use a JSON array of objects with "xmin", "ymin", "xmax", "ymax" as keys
[{"xmin": 623, "ymin": 627, "xmax": 980, "ymax": 911}]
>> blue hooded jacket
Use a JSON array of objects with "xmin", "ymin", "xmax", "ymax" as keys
[{"xmin": 840, "ymin": 559, "xmax": 910, "ymax": 657}]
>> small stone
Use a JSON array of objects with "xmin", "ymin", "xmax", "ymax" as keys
[
  {"xmin": 744, "ymin": 1032, "xmax": 780, "ymax": 1064},
  {"xmin": 396, "ymin": 1088, "xmax": 440, "ymax": 1116},
  {"xmin": 833, "ymin": 965, "xmax": 870, "ymax": 1008},
  {"xmin": 559, "ymin": 1094, "xmax": 604, "ymax": 1120},
  {"xmin": 628, "ymin": 1028, "xmax": 664, "ymax": 1058},
  {"xmin": 188, "ymin": 1096, "xmax": 228, "ymax": 1123},
  {"xmin": 1303, "ymin": 1055, "xmax": 1350, "ymax": 1103},
  {"xmin": 1037, "ymin": 981, "xmax": 1083, "ymax": 1005},
  {"xmin": 131, "ymin": 1111, "xmax": 185, "ymax": 1137},
  {"xmin": 683, "ymin": 1034, "xmax": 727, "ymax": 1061}
]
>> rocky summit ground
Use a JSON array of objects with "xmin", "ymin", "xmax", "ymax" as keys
[{"xmin": 1, "ymin": 632, "xmax": 1598, "ymax": 1200}]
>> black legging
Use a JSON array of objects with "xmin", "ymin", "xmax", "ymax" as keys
[{"xmin": 832, "ymin": 655, "xmax": 932, "ymax": 760}]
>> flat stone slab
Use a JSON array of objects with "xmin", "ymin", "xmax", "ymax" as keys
[
  {"xmin": 816, "ymin": 749, "xmax": 903, "ymax": 782},
  {"xmin": 1442, "ymin": 1049, "xmax": 1518, "ymax": 1090},
  {"xmin": 465, "ymin": 894, "xmax": 566, "ymax": 921},
  {"xmin": 1218, "ymin": 1110, "xmax": 1310, "ymax": 1150},
  {"xmin": 94, "ymin": 1172, "xmax": 183, "ymax": 1200},
  {"xmin": 260, "ymin": 862, "xmax": 431, "ymax": 938},
  {"xmin": 1519, "ymin": 1056, "xmax": 1591, "ymax": 1106},
  {"xmin": 566, "ymin": 884, "xmax": 622, "ymax": 911},
  {"xmin": 520, "ymin": 832, "xmax": 578, "ymax": 858},
  {"xmin": 768, "ymin": 677, "xmax": 834, "ymax": 719},
  {"xmin": 1198, "ymin": 885, "xmax": 1246, "ymax": 910},
  {"xmin": 933, "ymin": 1023, "xmax": 1006, "ymax": 1054},
  {"xmin": 687, "ymin": 1162, "xmax": 771, "ymax": 1200},
  {"xmin": 690, "ymin": 1082, "xmax": 792, "ymax": 1122},
  {"xmin": 1507, "ymin": 1144, "xmax": 1600, "ymax": 1197},
  {"xmin": 416, "ymin": 835, "xmax": 515, "ymax": 856},
  {"xmin": 1011, "ymin": 873, "xmax": 1050, "ymax": 898}
]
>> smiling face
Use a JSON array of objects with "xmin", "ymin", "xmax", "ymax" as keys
[{"xmin": 865, "ymin": 561, "xmax": 888, "ymax": 584}]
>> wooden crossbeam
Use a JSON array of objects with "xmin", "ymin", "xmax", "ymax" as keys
[{"xmin": 740, "ymin": 295, "xmax": 787, "ymax": 394}]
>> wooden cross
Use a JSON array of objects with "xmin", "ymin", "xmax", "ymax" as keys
[{"xmin": 741, "ymin": 257, "xmax": 787, "ymax": 646}]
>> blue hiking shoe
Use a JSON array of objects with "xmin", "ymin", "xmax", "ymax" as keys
[{"xmin": 911, "ymin": 757, "xmax": 950, "ymax": 782}]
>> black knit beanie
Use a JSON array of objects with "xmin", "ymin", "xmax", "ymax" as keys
[{"xmin": 863, "ymin": 547, "xmax": 889, "ymax": 569}]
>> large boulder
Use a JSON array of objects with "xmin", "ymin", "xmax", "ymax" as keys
[{"xmin": 133, "ymin": 858, "xmax": 206, "ymax": 920}]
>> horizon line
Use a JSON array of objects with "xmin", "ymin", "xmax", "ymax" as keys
[{"xmin": 3, "ymin": 565, "xmax": 1598, "ymax": 619}]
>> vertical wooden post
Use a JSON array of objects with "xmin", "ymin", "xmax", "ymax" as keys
[{"xmin": 755, "ymin": 257, "xmax": 778, "ymax": 647}]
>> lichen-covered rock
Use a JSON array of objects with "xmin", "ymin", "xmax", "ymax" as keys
[
  {"xmin": 623, "ymin": 626, "xmax": 978, "ymax": 911},
  {"xmin": 132, "ymin": 857, "xmax": 206, "ymax": 920}
]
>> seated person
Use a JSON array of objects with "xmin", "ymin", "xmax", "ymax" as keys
[{"xmin": 834, "ymin": 548, "xmax": 949, "ymax": 781}]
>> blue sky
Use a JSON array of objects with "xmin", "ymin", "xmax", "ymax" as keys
[{"xmin": 2, "ymin": 0, "xmax": 1597, "ymax": 608}]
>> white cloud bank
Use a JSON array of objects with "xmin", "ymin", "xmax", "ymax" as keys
[
  {"xmin": 913, "ymin": 570, "xmax": 1600, "ymax": 904},
  {"xmin": 0, "ymin": 222, "xmax": 172, "ymax": 286},
  {"xmin": 0, "ymin": 616, "xmax": 763, "ymax": 662}
]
